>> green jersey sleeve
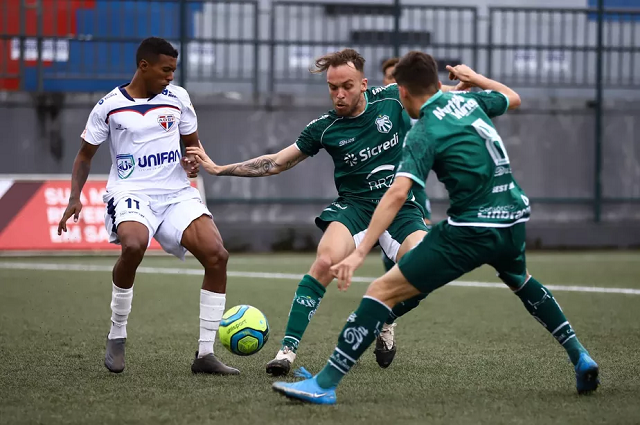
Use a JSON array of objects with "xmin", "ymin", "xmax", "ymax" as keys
[
  {"xmin": 295, "ymin": 114, "xmax": 329, "ymax": 157},
  {"xmin": 395, "ymin": 122, "xmax": 435, "ymax": 188},
  {"xmin": 368, "ymin": 83, "xmax": 402, "ymax": 103},
  {"xmin": 465, "ymin": 90, "xmax": 509, "ymax": 118}
]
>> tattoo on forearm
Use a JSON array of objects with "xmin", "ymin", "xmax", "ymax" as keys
[
  {"xmin": 218, "ymin": 157, "xmax": 279, "ymax": 177},
  {"xmin": 284, "ymin": 156, "xmax": 305, "ymax": 171}
]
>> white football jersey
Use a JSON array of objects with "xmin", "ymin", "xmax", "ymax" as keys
[{"xmin": 81, "ymin": 83, "xmax": 197, "ymax": 198}]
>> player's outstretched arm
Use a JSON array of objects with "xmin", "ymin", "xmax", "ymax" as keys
[
  {"xmin": 57, "ymin": 140, "xmax": 100, "ymax": 235},
  {"xmin": 186, "ymin": 144, "xmax": 308, "ymax": 177},
  {"xmin": 446, "ymin": 64, "xmax": 521, "ymax": 109},
  {"xmin": 180, "ymin": 132, "xmax": 202, "ymax": 178},
  {"xmin": 330, "ymin": 177, "xmax": 413, "ymax": 291},
  {"xmin": 441, "ymin": 84, "xmax": 463, "ymax": 92}
]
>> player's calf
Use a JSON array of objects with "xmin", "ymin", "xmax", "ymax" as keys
[
  {"xmin": 113, "ymin": 222, "xmax": 149, "ymax": 288},
  {"xmin": 511, "ymin": 276, "xmax": 589, "ymax": 365},
  {"xmin": 105, "ymin": 282, "xmax": 133, "ymax": 373},
  {"xmin": 509, "ymin": 275, "xmax": 599, "ymax": 393},
  {"xmin": 266, "ymin": 256, "xmax": 330, "ymax": 376}
]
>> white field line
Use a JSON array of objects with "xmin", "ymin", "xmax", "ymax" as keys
[{"xmin": 1, "ymin": 261, "xmax": 639, "ymax": 295}]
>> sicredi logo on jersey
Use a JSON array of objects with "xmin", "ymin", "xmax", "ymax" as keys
[
  {"xmin": 343, "ymin": 132, "xmax": 400, "ymax": 167},
  {"xmin": 116, "ymin": 150, "xmax": 182, "ymax": 179}
]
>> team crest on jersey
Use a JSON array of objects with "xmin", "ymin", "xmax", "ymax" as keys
[
  {"xmin": 157, "ymin": 114, "xmax": 176, "ymax": 131},
  {"xmin": 375, "ymin": 115, "xmax": 393, "ymax": 133},
  {"xmin": 116, "ymin": 154, "xmax": 135, "ymax": 179}
]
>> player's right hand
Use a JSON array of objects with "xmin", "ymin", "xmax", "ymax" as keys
[
  {"xmin": 330, "ymin": 250, "xmax": 366, "ymax": 292},
  {"xmin": 57, "ymin": 199, "xmax": 83, "ymax": 235},
  {"xmin": 185, "ymin": 146, "xmax": 220, "ymax": 175}
]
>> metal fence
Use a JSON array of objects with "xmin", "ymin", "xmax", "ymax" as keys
[
  {"xmin": 2, "ymin": 0, "xmax": 640, "ymax": 95},
  {"xmin": 488, "ymin": 7, "xmax": 640, "ymax": 87}
]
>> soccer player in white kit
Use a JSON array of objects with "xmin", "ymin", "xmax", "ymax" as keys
[{"xmin": 57, "ymin": 37, "xmax": 239, "ymax": 375}]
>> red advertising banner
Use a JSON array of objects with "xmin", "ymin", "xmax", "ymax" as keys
[{"xmin": 0, "ymin": 175, "xmax": 204, "ymax": 251}]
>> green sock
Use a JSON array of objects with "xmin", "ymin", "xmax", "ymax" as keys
[
  {"xmin": 281, "ymin": 274, "xmax": 326, "ymax": 352},
  {"xmin": 381, "ymin": 250, "xmax": 395, "ymax": 272},
  {"xmin": 387, "ymin": 293, "xmax": 428, "ymax": 324},
  {"xmin": 316, "ymin": 296, "xmax": 391, "ymax": 389},
  {"xmin": 515, "ymin": 277, "xmax": 587, "ymax": 365}
]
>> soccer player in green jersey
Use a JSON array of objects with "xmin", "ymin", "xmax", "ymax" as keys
[
  {"xmin": 187, "ymin": 49, "xmax": 460, "ymax": 375},
  {"xmin": 375, "ymin": 57, "xmax": 433, "ymax": 365},
  {"xmin": 272, "ymin": 52, "xmax": 599, "ymax": 404}
]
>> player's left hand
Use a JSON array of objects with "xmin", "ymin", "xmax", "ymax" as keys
[
  {"xmin": 453, "ymin": 80, "xmax": 474, "ymax": 91},
  {"xmin": 181, "ymin": 155, "xmax": 199, "ymax": 178},
  {"xmin": 331, "ymin": 250, "xmax": 366, "ymax": 292},
  {"xmin": 446, "ymin": 64, "xmax": 480, "ymax": 86}
]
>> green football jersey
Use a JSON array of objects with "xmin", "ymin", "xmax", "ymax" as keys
[
  {"xmin": 396, "ymin": 90, "xmax": 530, "ymax": 226},
  {"xmin": 295, "ymin": 84, "xmax": 413, "ymax": 201}
]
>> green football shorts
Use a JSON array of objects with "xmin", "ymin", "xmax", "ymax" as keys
[
  {"xmin": 397, "ymin": 220, "xmax": 528, "ymax": 293},
  {"xmin": 315, "ymin": 196, "xmax": 429, "ymax": 262}
]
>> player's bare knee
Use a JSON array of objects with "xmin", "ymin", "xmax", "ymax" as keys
[
  {"xmin": 308, "ymin": 255, "xmax": 333, "ymax": 286},
  {"xmin": 120, "ymin": 240, "xmax": 146, "ymax": 265},
  {"xmin": 202, "ymin": 245, "xmax": 229, "ymax": 271}
]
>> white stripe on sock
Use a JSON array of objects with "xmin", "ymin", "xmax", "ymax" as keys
[
  {"xmin": 328, "ymin": 359, "xmax": 348, "ymax": 375},
  {"xmin": 551, "ymin": 321, "xmax": 570, "ymax": 336},
  {"xmin": 561, "ymin": 334, "xmax": 577, "ymax": 345},
  {"xmin": 362, "ymin": 295, "xmax": 392, "ymax": 312},
  {"xmin": 513, "ymin": 275, "xmax": 533, "ymax": 293},
  {"xmin": 334, "ymin": 347, "xmax": 356, "ymax": 364}
]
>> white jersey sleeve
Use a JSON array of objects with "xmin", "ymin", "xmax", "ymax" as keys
[
  {"xmin": 81, "ymin": 96, "xmax": 110, "ymax": 145},
  {"xmin": 172, "ymin": 86, "xmax": 198, "ymax": 135}
]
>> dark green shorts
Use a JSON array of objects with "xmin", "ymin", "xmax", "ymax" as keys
[
  {"xmin": 397, "ymin": 221, "xmax": 528, "ymax": 293},
  {"xmin": 316, "ymin": 196, "xmax": 429, "ymax": 262},
  {"xmin": 412, "ymin": 188, "xmax": 431, "ymax": 221}
]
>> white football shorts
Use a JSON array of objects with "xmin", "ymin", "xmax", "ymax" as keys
[{"xmin": 104, "ymin": 186, "xmax": 211, "ymax": 260}]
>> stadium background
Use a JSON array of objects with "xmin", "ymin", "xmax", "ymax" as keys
[{"xmin": 1, "ymin": 0, "xmax": 639, "ymax": 251}]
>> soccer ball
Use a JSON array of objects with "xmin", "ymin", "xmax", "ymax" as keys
[{"xmin": 218, "ymin": 305, "xmax": 269, "ymax": 356}]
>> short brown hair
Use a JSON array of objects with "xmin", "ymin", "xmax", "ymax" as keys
[
  {"xmin": 392, "ymin": 51, "xmax": 439, "ymax": 95},
  {"xmin": 381, "ymin": 57, "xmax": 399, "ymax": 74},
  {"xmin": 312, "ymin": 48, "xmax": 365, "ymax": 74}
]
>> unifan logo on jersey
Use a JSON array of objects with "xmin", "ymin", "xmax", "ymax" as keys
[
  {"xmin": 375, "ymin": 115, "xmax": 392, "ymax": 133},
  {"xmin": 157, "ymin": 115, "xmax": 176, "ymax": 132},
  {"xmin": 116, "ymin": 154, "xmax": 135, "ymax": 179}
]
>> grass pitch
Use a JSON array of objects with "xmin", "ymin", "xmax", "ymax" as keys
[{"xmin": 1, "ymin": 251, "xmax": 639, "ymax": 425}]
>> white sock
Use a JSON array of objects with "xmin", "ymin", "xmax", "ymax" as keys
[
  {"xmin": 108, "ymin": 282, "xmax": 133, "ymax": 340},
  {"xmin": 198, "ymin": 289, "xmax": 226, "ymax": 358}
]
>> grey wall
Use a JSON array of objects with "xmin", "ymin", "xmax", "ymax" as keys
[{"xmin": 1, "ymin": 91, "xmax": 639, "ymax": 221}]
